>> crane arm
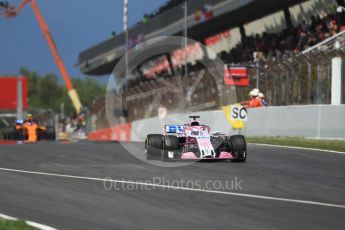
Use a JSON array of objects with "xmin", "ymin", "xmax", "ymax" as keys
[
  {"xmin": 1, "ymin": 0, "xmax": 82, "ymax": 113},
  {"xmin": 1, "ymin": 0, "xmax": 30, "ymax": 17},
  {"xmin": 13, "ymin": 0, "xmax": 30, "ymax": 15},
  {"xmin": 30, "ymin": 0, "xmax": 82, "ymax": 113}
]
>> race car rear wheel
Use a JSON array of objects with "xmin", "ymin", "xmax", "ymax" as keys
[
  {"xmin": 45, "ymin": 126, "xmax": 56, "ymax": 140},
  {"xmin": 162, "ymin": 135, "xmax": 180, "ymax": 161},
  {"xmin": 145, "ymin": 134, "xmax": 163, "ymax": 160},
  {"xmin": 229, "ymin": 135, "xmax": 247, "ymax": 162},
  {"xmin": 5, "ymin": 127, "xmax": 16, "ymax": 140},
  {"xmin": 37, "ymin": 128, "xmax": 45, "ymax": 141}
]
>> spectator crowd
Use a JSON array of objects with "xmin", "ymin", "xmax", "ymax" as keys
[
  {"xmin": 221, "ymin": 9, "xmax": 345, "ymax": 64},
  {"xmin": 58, "ymin": 110, "xmax": 88, "ymax": 140}
]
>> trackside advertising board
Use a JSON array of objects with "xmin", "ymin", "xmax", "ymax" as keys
[
  {"xmin": 224, "ymin": 66, "xmax": 249, "ymax": 86},
  {"xmin": 0, "ymin": 76, "xmax": 28, "ymax": 110}
]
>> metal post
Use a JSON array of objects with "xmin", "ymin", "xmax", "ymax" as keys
[
  {"xmin": 307, "ymin": 62, "xmax": 312, "ymax": 104},
  {"xmin": 16, "ymin": 78, "xmax": 23, "ymax": 120},
  {"xmin": 183, "ymin": 0, "xmax": 188, "ymax": 77},
  {"xmin": 316, "ymin": 64, "xmax": 321, "ymax": 104},
  {"xmin": 123, "ymin": 0, "xmax": 129, "ymax": 87},
  {"xmin": 54, "ymin": 114, "xmax": 59, "ymax": 141},
  {"xmin": 285, "ymin": 72, "xmax": 289, "ymax": 105},
  {"xmin": 256, "ymin": 60, "xmax": 260, "ymax": 89},
  {"xmin": 331, "ymin": 57, "xmax": 342, "ymax": 105}
]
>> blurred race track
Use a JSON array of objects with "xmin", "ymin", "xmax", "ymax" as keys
[{"xmin": 0, "ymin": 142, "xmax": 344, "ymax": 230}]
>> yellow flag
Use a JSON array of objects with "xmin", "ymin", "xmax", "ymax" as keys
[{"xmin": 222, "ymin": 104, "xmax": 246, "ymax": 129}]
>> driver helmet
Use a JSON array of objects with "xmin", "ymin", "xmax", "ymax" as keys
[
  {"xmin": 191, "ymin": 121, "xmax": 199, "ymax": 126},
  {"xmin": 191, "ymin": 128, "xmax": 199, "ymax": 135},
  {"xmin": 26, "ymin": 113, "xmax": 33, "ymax": 123}
]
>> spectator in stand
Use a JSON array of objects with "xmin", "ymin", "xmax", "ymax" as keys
[{"xmin": 221, "ymin": 8, "xmax": 345, "ymax": 64}]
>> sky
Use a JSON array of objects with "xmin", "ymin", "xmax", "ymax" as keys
[{"xmin": 0, "ymin": 0, "xmax": 167, "ymax": 83}]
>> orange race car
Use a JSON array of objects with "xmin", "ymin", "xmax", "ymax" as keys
[{"xmin": 3, "ymin": 114, "xmax": 55, "ymax": 142}]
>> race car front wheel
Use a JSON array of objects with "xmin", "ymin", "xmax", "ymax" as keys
[
  {"xmin": 145, "ymin": 134, "xmax": 163, "ymax": 160},
  {"xmin": 162, "ymin": 135, "xmax": 180, "ymax": 161},
  {"xmin": 229, "ymin": 135, "xmax": 247, "ymax": 162}
]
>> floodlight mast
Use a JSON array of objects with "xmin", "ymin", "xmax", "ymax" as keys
[{"xmin": 1, "ymin": 0, "xmax": 82, "ymax": 114}]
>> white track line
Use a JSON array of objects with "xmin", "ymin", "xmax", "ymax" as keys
[
  {"xmin": 26, "ymin": 220, "xmax": 57, "ymax": 230},
  {"xmin": 0, "ymin": 167, "xmax": 344, "ymax": 209},
  {"xmin": 0, "ymin": 213, "xmax": 17, "ymax": 220},
  {"xmin": 0, "ymin": 212, "xmax": 57, "ymax": 230},
  {"xmin": 250, "ymin": 143, "xmax": 345, "ymax": 154}
]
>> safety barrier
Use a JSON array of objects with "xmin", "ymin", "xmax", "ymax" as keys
[
  {"xmin": 87, "ymin": 105, "xmax": 345, "ymax": 141},
  {"xmin": 243, "ymin": 105, "xmax": 345, "ymax": 139},
  {"xmin": 88, "ymin": 123, "xmax": 132, "ymax": 141}
]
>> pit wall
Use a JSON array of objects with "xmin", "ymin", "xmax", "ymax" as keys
[{"xmin": 87, "ymin": 105, "xmax": 345, "ymax": 141}]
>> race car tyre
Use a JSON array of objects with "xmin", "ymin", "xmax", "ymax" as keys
[
  {"xmin": 2, "ymin": 128, "xmax": 8, "ymax": 139},
  {"xmin": 162, "ymin": 135, "xmax": 179, "ymax": 161},
  {"xmin": 37, "ymin": 128, "xmax": 45, "ymax": 141},
  {"xmin": 229, "ymin": 135, "xmax": 247, "ymax": 162},
  {"xmin": 45, "ymin": 126, "xmax": 56, "ymax": 140},
  {"xmin": 145, "ymin": 134, "xmax": 163, "ymax": 160},
  {"xmin": 2, "ymin": 129, "xmax": 8, "ymax": 140},
  {"xmin": 6, "ymin": 127, "xmax": 16, "ymax": 140}
]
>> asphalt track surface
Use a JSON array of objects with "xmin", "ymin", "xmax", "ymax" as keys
[{"xmin": 0, "ymin": 141, "xmax": 344, "ymax": 230}]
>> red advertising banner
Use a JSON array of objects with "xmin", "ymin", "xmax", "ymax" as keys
[
  {"xmin": 0, "ymin": 76, "xmax": 28, "ymax": 110},
  {"xmin": 224, "ymin": 67, "xmax": 249, "ymax": 86}
]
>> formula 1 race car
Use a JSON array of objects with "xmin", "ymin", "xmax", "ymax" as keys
[
  {"xmin": 145, "ymin": 116, "xmax": 247, "ymax": 162},
  {"xmin": 2, "ymin": 119, "xmax": 56, "ymax": 141}
]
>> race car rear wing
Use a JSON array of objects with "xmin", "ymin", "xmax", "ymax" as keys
[{"xmin": 164, "ymin": 125, "xmax": 185, "ymax": 134}]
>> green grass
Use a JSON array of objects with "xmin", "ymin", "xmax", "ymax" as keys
[
  {"xmin": 247, "ymin": 136, "xmax": 345, "ymax": 152},
  {"xmin": 0, "ymin": 218, "xmax": 37, "ymax": 230}
]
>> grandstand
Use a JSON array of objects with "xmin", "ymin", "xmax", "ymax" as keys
[
  {"xmin": 78, "ymin": 0, "xmax": 345, "ymax": 131},
  {"xmin": 78, "ymin": 0, "xmax": 340, "ymax": 74}
]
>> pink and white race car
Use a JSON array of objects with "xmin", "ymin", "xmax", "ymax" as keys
[{"xmin": 145, "ymin": 116, "xmax": 247, "ymax": 162}]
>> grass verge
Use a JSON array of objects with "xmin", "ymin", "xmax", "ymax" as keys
[
  {"xmin": 0, "ymin": 218, "xmax": 37, "ymax": 230},
  {"xmin": 247, "ymin": 136, "xmax": 345, "ymax": 152}
]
